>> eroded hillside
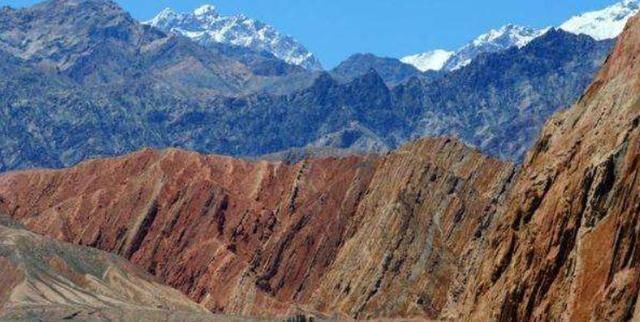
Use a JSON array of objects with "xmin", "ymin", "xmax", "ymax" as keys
[
  {"xmin": 455, "ymin": 13, "xmax": 640, "ymax": 322},
  {"xmin": 0, "ymin": 138, "xmax": 514, "ymax": 319}
]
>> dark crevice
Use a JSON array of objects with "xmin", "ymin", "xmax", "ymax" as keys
[{"xmin": 124, "ymin": 199, "xmax": 159, "ymax": 259}]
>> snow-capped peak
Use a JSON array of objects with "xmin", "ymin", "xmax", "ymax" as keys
[
  {"xmin": 401, "ymin": 24, "xmax": 549, "ymax": 72},
  {"xmin": 146, "ymin": 8, "xmax": 179, "ymax": 26},
  {"xmin": 560, "ymin": 0, "xmax": 639, "ymax": 40},
  {"xmin": 193, "ymin": 4, "xmax": 218, "ymax": 17},
  {"xmin": 400, "ymin": 50, "xmax": 454, "ymax": 72},
  {"xmin": 403, "ymin": 1, "xmax": 637, "ymax": 73},
  {"xmin": 145, "ymin": 4, "xmax": 322, "ymax": 70},
  {"xmin": 471, "ymin": 24, "xmax": 548, "ymax": 49},
  {"xmin": 443, "ymin": 24, "xmax": 549, "ymax": 71}
]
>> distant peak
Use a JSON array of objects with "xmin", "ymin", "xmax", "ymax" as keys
[
  {"xmin": 157, "ymin": 7, "xmax": 177, "ymax": 17},
  {"xmin": 472, "ymin": 24, "xmax": 545, "ymax": 47},
  {"xmin": 145, "ymin": 7, "xmax": 178, "ymax": 26},
  {"xmin": 560, "ymin": 0, "xmax": 640, "ymax": 40},
  {"xmin": 194, "ymin": 4, "xmax": 218, "ymax": 17},
  {"xmin": 401, "ymin": 49, "xmax": 454, "ymax": 72},
  {"xmin": 159, "ymin": 7, "xmax": 176, "ymax": 15},
  {"xmin": 145, "ymin": 4, "xmax": 322, "ymax": 70}
]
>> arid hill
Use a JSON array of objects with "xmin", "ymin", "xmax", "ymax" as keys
[
  {"xmin": 0, "ymin": 216, "xmax": 216, "ymax": 321},
  {"xmin": 0, "ymin": 138, "xmax": 514, "ymax": 319}
]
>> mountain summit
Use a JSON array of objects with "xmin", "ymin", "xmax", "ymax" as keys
[
  {"xmin": 146, "ymin": 4, "xmax": 322, "ymax": 70},
  {"xmin": 443, "ymin": 24, "xmax": 548, "ymax": 71},
  {"xmin": 560, "ymin": 0, "xmax": 640, "ymax": 40},
  {"xmin": 402, "ymin": 24, "xmax": 549, "ymax": 72},
  {"xmin": 403, "ymin": 1, "xmax": 639, "ymax": 72},
  {"xmin": 400, "ymin": 49, "xmax": 454, "ymax": 72}
]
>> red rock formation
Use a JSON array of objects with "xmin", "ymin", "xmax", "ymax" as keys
[
  {"xmin": 0, "ymin": 138, "xmax": 514, "ymax": 319},
  {"xmin": 458, "ymin": 14, "xmax": 640, "ymax": 322}
]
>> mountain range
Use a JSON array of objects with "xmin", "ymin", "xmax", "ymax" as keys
[
  {"xmin": 3, "ymin": 0, "xmax": 640, "ymax": 321},
  {"xmin": 0, "ymin": 0, "xmax": 615, "ymax": 172},
  {"xmin": 402, "ymin": 0, "xmax": 639, "ymax": 72},
  {"xmin": 3, "ymin": 9, "xmax": 640, "ymax": 319}
]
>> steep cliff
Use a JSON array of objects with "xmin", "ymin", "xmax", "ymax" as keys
[
  {"xmin": 459, "ymin": 13, "xmax": 640, "ymax": 322},
  {"xmin": 0, "ymin": 138, "xmax": 514, "ymax": 319}
]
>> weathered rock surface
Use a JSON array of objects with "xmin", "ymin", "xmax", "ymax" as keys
[
  {"xmin": 0, "ymin": 216, "xmax": 216, "ymax": 321},
  {"xmin": 0, "ymin": 138, "xmax": 515, "ymax": 319},
  {"xmin": 456, "ymin": 13, "xmax": 640, "ymax": 322}
]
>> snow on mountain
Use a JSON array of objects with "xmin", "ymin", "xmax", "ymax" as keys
[
  {"xmin": 145, "ymin": 5, "xmax": 322, "ymax": 70},
  {"xmin": 400, "ymin": 50, "xmax": 454, "ymax": 72},
  {"xmin": 402, "ymin": 25, "xmax": 548, "ymax": 72},
  {"xmin": 443, "ymin": 24, "xmax": 549, "ymax": 71},
  {"xmin": 403, "ymin": 1, "xmax": 638, "ymax": 73},
  {"xmin": 560, "ymin": 0, "xmax": 639, "ymax": 40}
]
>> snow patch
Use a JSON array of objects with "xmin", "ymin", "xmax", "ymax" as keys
[
  {"xmin": 560, "ymin": 0, "xmax": 639, "ymax": 40},
  {"xmin": 401, "ymin": 50, "xmax": 454, "ymax": 72}
]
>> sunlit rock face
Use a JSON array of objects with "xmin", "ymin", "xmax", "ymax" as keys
[{"xmin": 0, "ymin": 138, "xmax": 515, "ymax": 319}]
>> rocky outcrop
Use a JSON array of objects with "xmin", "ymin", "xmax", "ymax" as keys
[
  {"xmin": 0, "ymin": 138, "xmax": 514, "ymax": 319},
  {"xmin": 309, "ymin": 139, "xmax": 515, "ymax": 319},
  {"xmin": 0, "ymin": 216, "xmax": 215, "ymax": 321},
  {"xmin": 457, "ymin": 13, "xmax": 640, "ymax": 322}
]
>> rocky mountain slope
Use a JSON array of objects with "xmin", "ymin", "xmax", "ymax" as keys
[
  {"xmin": 458, "ymin": 11, "xmax": 640, "ymax": 322},
  {"xmin": 0, "ymin": 0, "xmax": 615, "ymax": 175},
  {"xmin": 330, "ymin": 53, "xmax": 439, "ymax": 86},
  {"xmin": 146, "ymin": 5, "xmax": 322, "ymax": 71},
  {"xmin": 415, "ymin": 29, "xmax": 614, "ymax": 161},
  {"xmin": 0, "ymin": 0, "xmax": 613, "ymax": 172},
  {"xmin": 0, "ymin": 216, "xmax": 215, "ymax": 321},
  {"xmin": 0, "ymin": 0, "xmax": 243, "ymax": 96},
  {"xmin": 0, "ymin": 0, "xmax": 313, "ymax": 96},
  {"xmin": 0, "ymin": 138, "xmax": 515, "ymax": 319}
]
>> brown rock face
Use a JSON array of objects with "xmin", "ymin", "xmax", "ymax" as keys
[
  {"xmin": 0, "ymin": 138, "xmax": 514, "ymax": 319},
  {"xmin": 459, "ymin": 14, "xmax": 640, "ymax": 321}
]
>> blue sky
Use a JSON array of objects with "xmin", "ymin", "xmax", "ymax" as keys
[{"xmin": 2, "ymin": 0, "xmax": 621, "ymax": 67}]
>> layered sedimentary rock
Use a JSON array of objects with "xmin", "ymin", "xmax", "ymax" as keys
[
  {"xmin": 458, "ymin": 13, "xmax": 640, "ymax": 321},
  {"xmin": 0, "ymin": 138, "xmax": 515, "ymax": 319},
  {"xmin": 0, "ymin": 216, "xmax": 215, "ymax": 321}
]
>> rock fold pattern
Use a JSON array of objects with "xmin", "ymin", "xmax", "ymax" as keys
[{"xmin": 0, "ymin": 138, "xmax": 515, "ymax": 319}]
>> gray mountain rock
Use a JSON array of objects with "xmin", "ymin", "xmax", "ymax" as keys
[{"xmin": 0, "ymin": 1, "xmax": 616, "ymax": 172}]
